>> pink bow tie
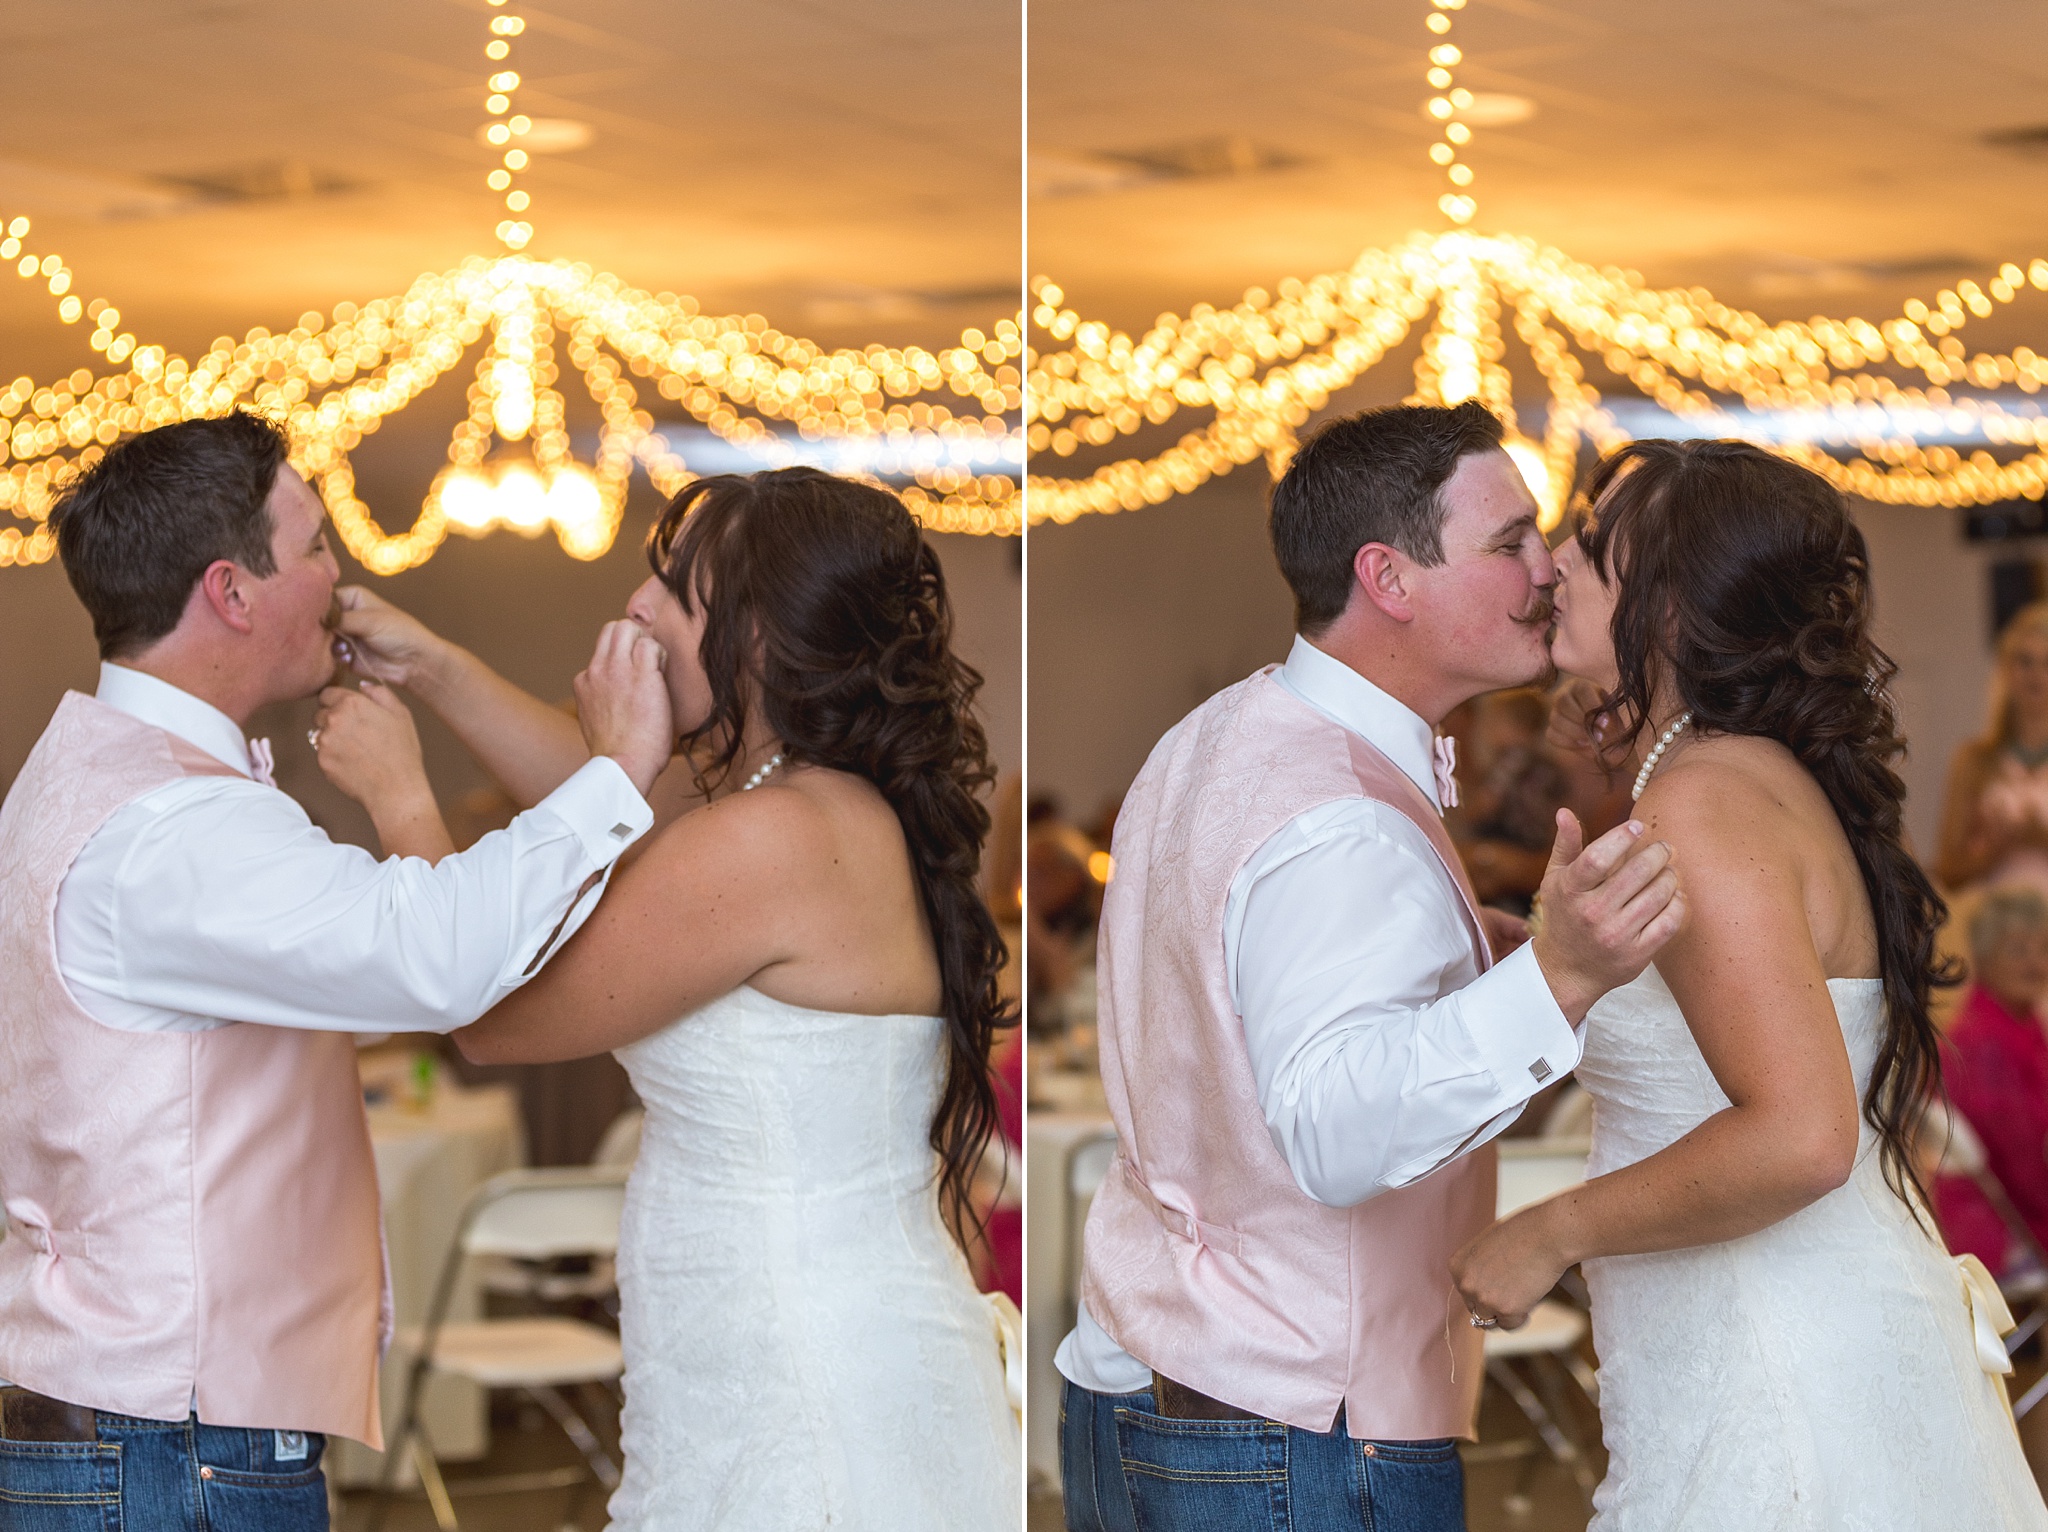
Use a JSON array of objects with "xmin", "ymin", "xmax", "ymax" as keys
[
  {"xmin": 248, "ymin": 737, "xmax": 276, "ymax": 789},
  {"xmin": 1433, "ymin": 734, "xmax": 1459, "ymax": 810}
]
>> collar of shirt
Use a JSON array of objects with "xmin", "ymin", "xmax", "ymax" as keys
[
  {"xmin": 1274, "ymin": 633, "xmax": 1441, "ymax": 811},
  {"xmin": 96, "ymin": 663, "xmax": 255, "ymax": 779}
]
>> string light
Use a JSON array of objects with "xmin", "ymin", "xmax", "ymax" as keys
[
  {"xmin": 0, "ymin": 6, "xmax": 1021, "ymax": 572},
  {"xmin": 1025, "ymin": 3, "xmax": 2048, "ymax": 530}
]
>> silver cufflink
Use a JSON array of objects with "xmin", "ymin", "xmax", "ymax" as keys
[
  {"xmin": 1529, "ymin": 1058, "xmax": 1554, "ymax": 1083},
  {"xmin": 610, "ymin": 822, "xmax": 632, "ymax": 838}
]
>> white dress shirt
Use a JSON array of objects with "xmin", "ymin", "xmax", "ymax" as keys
[
  {"xmin": 52, "ymin": 663, "xmax": 653, "ymax": 1035},
  {"xmin": 1057, "ymin": 636, "xmax": 1580, "ymax": 1393}
]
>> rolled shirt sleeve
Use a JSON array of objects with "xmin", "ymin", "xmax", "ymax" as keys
[
  {"xmin": 1228, "ymin": 796, "xmax": 1580, "ymax": 1208},
  {"xmin": 56, "ymin": 755, "xmax": 654, "ymax": 1035}
]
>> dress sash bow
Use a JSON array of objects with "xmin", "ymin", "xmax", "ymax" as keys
[{"xmin": 1958, "ymin": 1252, "xmax": 2016, "ymax": 1377}]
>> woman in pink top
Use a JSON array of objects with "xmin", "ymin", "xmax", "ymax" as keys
[{"xmin": 1935, "ymin": 886, "xmax": 2048, "ymax": 1276}]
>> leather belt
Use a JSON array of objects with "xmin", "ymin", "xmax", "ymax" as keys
[
  {"xmin": 0, "ymin": 1387, "xmax": 98, "ymax": 1442},
  {"xmin": 1151, "ymin": 1371, "xmax": 1262, "ymax": 1421}
]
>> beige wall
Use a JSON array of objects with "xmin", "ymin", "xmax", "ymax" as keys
[
  {"xmin": 1857, "ymin": 501, "xmax": 2002, "ymax": 864},
  {"xmin": 1027, "ymin": 468, "xmax": 1295, "ymax": 827},
  {"xmin": 1027, "ymin": 470, "xmax": 2001, "ymax": 866}
]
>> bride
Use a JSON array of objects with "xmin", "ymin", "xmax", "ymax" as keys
[
  {"xmin": 1451, "ymin": 438, "xmax": 2048, "ymax": 1528},
  {"xmin": 334, "ymin": 468, "xmax": 1020, "ymax": 1530}
]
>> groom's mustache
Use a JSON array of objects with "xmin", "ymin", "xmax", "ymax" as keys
[{"xmin": 1512, "ymin": 586, "xmax": 1557, "ymax": 630}]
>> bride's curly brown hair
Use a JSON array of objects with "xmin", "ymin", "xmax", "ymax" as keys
[
  {"xmin": 1576, "ymin": 439, "xmax": 1957, "ymax": 1219},
  {"xmin": 648, "ymin": 467, "xmax": 1014, "ymax": 1246}
]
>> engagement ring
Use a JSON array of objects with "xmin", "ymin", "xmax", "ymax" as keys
[
  {"xmin": 1469, "ymin": 1315, "xmax": 1499, "ymax": 1330},
  {"xmin": 307, "ymin": 729, "xmax": 321, "ymax": 752}
]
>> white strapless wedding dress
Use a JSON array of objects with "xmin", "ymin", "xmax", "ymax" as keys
[
  {"xmin": 1577, "ymin": 968, "xmax": 2048, "ymax": 1530},
  {"xmin": 604, "ymin": 985, "xmax": 1019, "ymax": 1531}
]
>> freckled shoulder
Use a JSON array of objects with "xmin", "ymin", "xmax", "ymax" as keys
[
  {"xmin": 1631, "ymin": 736, "xmax": 1812, "ymax": 874},
  {"xmin": 666, "ymin": 766, "xmax": 896, "ymax": 877}
]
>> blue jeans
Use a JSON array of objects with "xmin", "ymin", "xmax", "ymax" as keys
[
  {"xmin": 1060, "ymin": 1379, "xmax": 1465, "ymax": 1532},
  {"xmin": 0, "ymin": 1411, "xmax": 327, "ymax": 1532}
]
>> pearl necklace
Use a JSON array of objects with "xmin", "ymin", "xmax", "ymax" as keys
[
  {"xmin": 741, "ymin": 752, "xmax": 785, "ymax": 792},
  {"xmin": 1631, "ymin": 712, "xmax": 1693, "ymax": 802}
]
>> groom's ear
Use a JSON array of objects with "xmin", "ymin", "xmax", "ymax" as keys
[
  {"xmin": 196, "ymin": 557, "xmax": 259, "ymax": 636},
  {"xmin": 1353, "ymin": 542, "xmax": 1416, "ymax": 624}
]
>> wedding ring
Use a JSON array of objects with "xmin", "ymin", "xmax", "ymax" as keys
[
  {"xmin": 307, "ymin": 728, "xmax": 322, "ymax": 751},
  {"xmin": 1469, "ymin": 1315, "xmax": 1500, "ymax": 1329}
]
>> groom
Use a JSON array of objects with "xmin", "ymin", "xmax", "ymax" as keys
[
  {"xmin": 1058, "ymin": 401, "xmax": 1685, "ymax": 1531},
  {"xmin": 0, "ymin": 411, "xmax": 673, "ymax": 1530}
]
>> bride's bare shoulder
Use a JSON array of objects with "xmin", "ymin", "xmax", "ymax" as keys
[{"xmin": 1630, "ymin": 733, "xmax": 1814, "ymax": 864}]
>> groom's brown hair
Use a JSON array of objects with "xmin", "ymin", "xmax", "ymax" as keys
[
  {"xmin": 1268, "ymin": 400, "xmax": 1504, "ymax": 633},
  {"xmin": 49, "ymin": 410, "xmax": 289, "ymax": 658}
]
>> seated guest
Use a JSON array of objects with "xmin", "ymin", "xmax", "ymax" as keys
[
  {"xmin": 1934, "ymin": 886, "xmax": 2048, "ymax": 1277},
  {"xmin": 1938, "ymin": 600, "xmax": 2048, "ymax": 894},
  {"xmin": 1024, "ymin": 811, "xmax": 1103, "ymax": 1035}
]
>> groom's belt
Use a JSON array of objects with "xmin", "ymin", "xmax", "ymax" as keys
[
  {"xmin": 0, "ymin": 1387, "xmax": 97, "ymax": 1442},
  {"xmin": 1151, "ymin": 1371, "xmax": 1263, "ymax": 1422}
]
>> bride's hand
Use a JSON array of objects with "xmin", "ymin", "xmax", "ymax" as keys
[
  {"xmin": 575, "ymin": 620, "xmax": 675, "ymax": 797},
  {"xmin": 333, "ymin": 585, "xmax": 451, "ymax": 690},
  {"xmin": 1450, "ymin": 1205, "xmax": 1570, "ymax": 1331},
  {"xmin": 1546, "ymin": 677, "xmax": 1611, "ymax": 759}
]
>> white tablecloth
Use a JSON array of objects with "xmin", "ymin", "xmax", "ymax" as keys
[
  {"xmin": 330, "ymin": 1076, "xmax": 524, "ymax": 1485},
  {"xmin": 1026, "ymin": 1107, "xmax": 1115, "ymax": 1493}
]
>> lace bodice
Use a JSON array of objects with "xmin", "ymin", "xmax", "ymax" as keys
[
  {"xmin": 604, "ymin": 986, "xmax": 1017, "ymax": 1531},
  {"xmin": 1578, "ymin": 969, "xmax": 1885, "ymax": 1178},
  {"xmin": 1572, "ymin": 968, "xmax": 2045, "ymax": 1530}
]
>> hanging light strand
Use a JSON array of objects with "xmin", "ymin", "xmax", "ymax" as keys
[
  {"xmin": 1024, "ymin": 0, "xmax": 2048, "ymax": 527},
  {"xmin": 1027, "ymin": 235, "xmax": 2048, "ymax": 526},
  {"xmin": 1423, "ymin": 0, "xmax": 1477, "ymax": 226},
  {"xmin": 483, "ymin": 0, "xmax": 535, "ymax": 250}
]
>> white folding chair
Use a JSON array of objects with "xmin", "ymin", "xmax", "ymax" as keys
[
  {"xmin": 479, "ymin": 1111, "xmax": 642, "ymax": 1307},
  {"xmin": 1473, "ymin": 1139, "xmax": 1600, "ymax": 1512},
  {"xmin": 1062, "ymin": 1128, "xmax": 1119, "ymax": 1337},
  {"xmin": 592, "ymin": 1108, "xmax": 644, "ymax": 1169},
  {"xmin": 369, "ymin": 1167, "xmax": 629, "ymax": 1532},
  {"xmin": 1538, "ymin": 1081, "xmax": 1594, "ymax": 1140}
]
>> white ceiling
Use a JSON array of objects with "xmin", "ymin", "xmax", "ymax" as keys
[
  {"xmin": 1030, "ymin": 0, "xmax": 2048, "ymax": 345},
  {"xmin": 0, "ymin": 0, "xmax": 1021, "ymax": 380},
  {"xmin": 7, "ymin": 2, "xmax": 2046, "ymax": 411}
]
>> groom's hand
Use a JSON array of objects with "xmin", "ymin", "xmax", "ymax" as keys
[
  {"xmin": 1530, "ymin": 808, "xmax": 1685, "ymax": 1023},
  {"xmin": 312, "ymin": 682, "xmax": 453, "ymax": 861},
  {"xmin": 575, "ymin": 619, "xmax": 674, "ymax": 798}
]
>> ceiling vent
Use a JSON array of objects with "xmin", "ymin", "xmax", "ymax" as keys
[
  {"xmin": 1033, "ymin": 136, "xmax": 1307, "ymax": 198},
  {"xmin": 1095, "ymin": 136, "xmax": 1306, "ymax": 180},
  {"xmin": 152, "ymin": 159, "xmax": 362, "ymax": 204},
  {"xmin": 1983, "ymin": 124, "xmax": 2048, "ymax": 156}
]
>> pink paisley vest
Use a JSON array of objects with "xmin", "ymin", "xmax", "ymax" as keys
[
  {"xmin": 0, "ymin": 692, "xmax": 387, "ymax": 1445},
  {"xmin": 1081, "ymin": 666, "xmax": 1496, "ymax": 1439}
]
